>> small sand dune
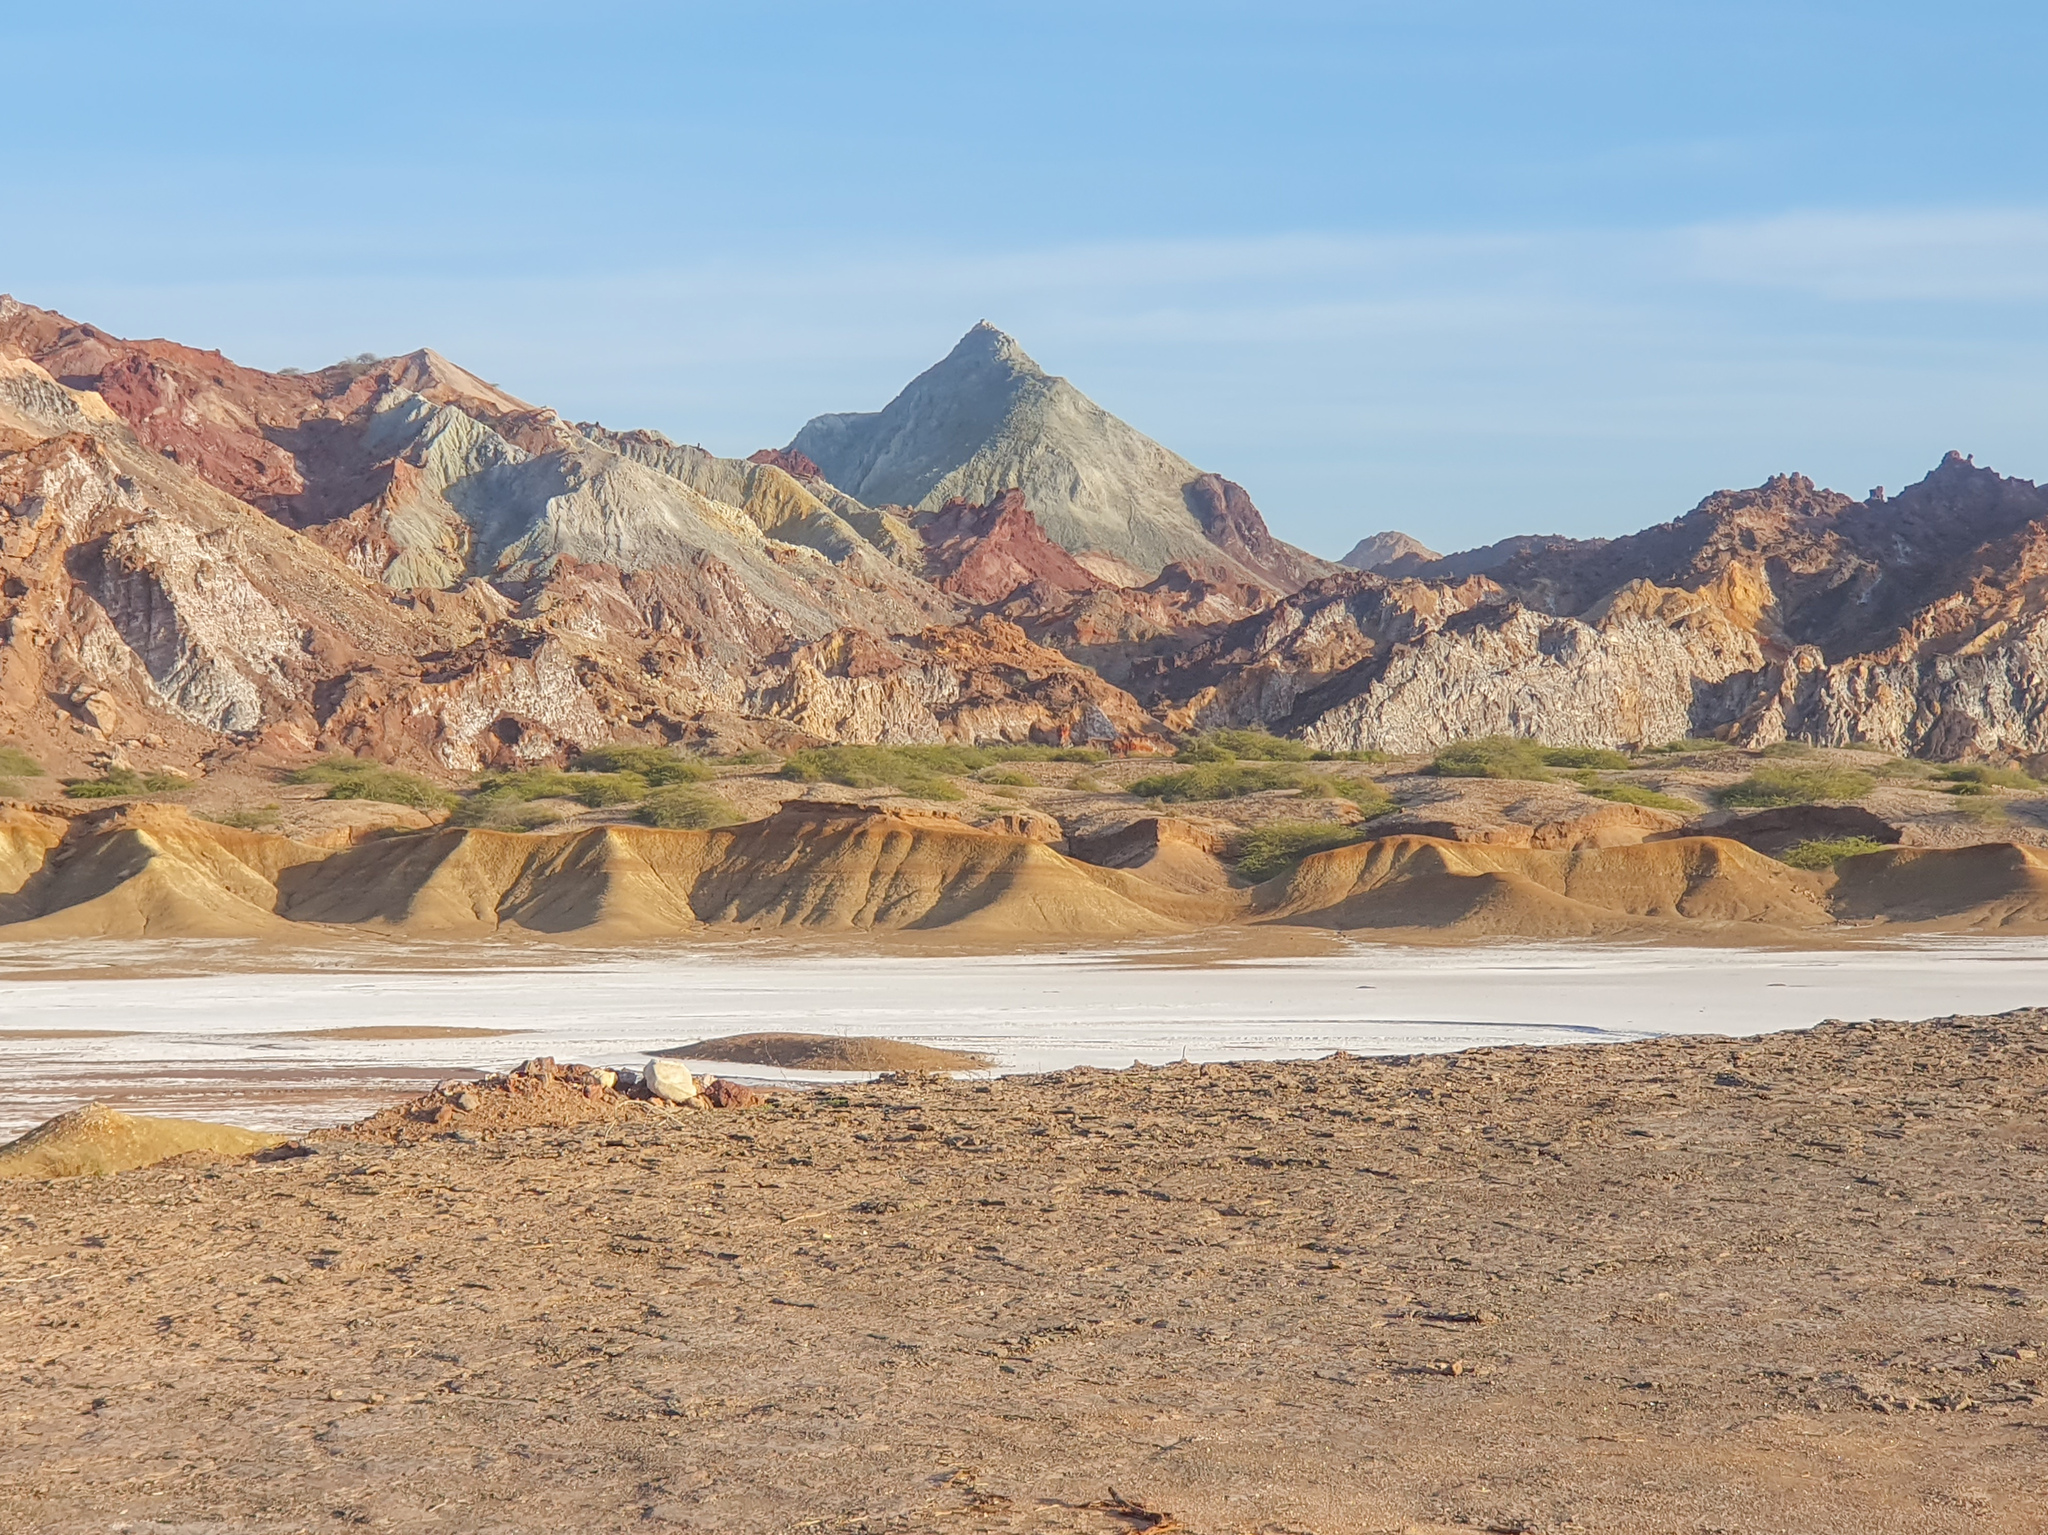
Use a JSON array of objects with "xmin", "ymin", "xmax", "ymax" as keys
[
  {"xmin": 660, "ymin": 1032, "xmax": 991, "ymax": 1071},
  {"xmin": 0, "ymin": 1101, "xmax": 283, "ymax": 1179}
]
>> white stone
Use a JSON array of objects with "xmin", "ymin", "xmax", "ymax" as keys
[{"xmin": 644, "ymin": 1058, "xmax": 698, "ymax": 1103}]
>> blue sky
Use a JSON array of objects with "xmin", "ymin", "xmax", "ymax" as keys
[{"xmin": 6, "ymin": 1, "xmax": 2046, "ymax": 555}]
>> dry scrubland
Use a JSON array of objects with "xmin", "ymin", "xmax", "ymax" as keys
[{"xmin": 4, "ymin": 1012, "xmax": 2046, "ymax": 1533}]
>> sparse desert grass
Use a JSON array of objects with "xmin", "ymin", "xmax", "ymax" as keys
[
  {"xmin": 569, "ymin": 746, "xmax": 713, "ymax": 785},
  {"xmin": 1780, "ymin": 835, "xmax": 1890, "ymax": 869},
  {"xmin": 0, "ymin": 746, "xmax": 43, "ymax": 777},
  {"xmin": 1578, "ymin": 780, "xmax": 1698, "ymax": 813},
  {"xmin": 1129, "ymin": 762, "xmax": 1309, "ymax": 802},
  {"xmin": 207, "ymin": 804, "xmax": 283, "ymax": 832},
  {"xmin": 1429, "ymin": 736, "xmax": 1629, "ymax": 781},
  {"xmin": 1232, "ymin": 821, "xmax": 1375, "ymax": 882},
  {"xmin": 1718, "ymin": 765, "xmax": 1875, "ymax": 808},
  {"xmin": 635, "ymin": 785, "xmax": 740, "ymax": 829},
  {"xmin": 289, "ymin": 757, "xmax": 457, "ymax": 811},
  {"xmin": 63, "ymin": 767, "xmax": 193, "ymax": 799},
  {"xmin": 1176, "ymin": 728, "xmax": 1383, "ymax": 764},
  {"xmin": 1937, "ymin": 763, "xmax": 2038, "ymax": 790}
]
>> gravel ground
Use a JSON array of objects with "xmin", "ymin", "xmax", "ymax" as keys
[{"xmin": 4, "ymin": 1012, "xmax": 2047, "ymax": 1533}]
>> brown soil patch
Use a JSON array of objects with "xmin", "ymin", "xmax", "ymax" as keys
[
  {"xmin": 4, "ymin": 1017, "xmax": 2046, "ymax": 1530},
  {"xmin": 0, "ymin": 1101, "xmax": 282, "ymax": 1179},
  {"xmin": 661, "ymin": 1031, "xmax": 992, "ymax": 1071}
]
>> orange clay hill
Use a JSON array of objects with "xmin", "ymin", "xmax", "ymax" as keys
[{"xmin": 2, "ymin": 798, "xmax": 2048, "ymax": 943}]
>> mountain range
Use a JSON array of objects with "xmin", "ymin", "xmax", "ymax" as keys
[{"xmin": 3, "ymin": 291, "xmax": 2046, "ymax": 776}]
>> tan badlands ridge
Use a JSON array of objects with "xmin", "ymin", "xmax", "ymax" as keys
[{"xmin": 3, "ymin": 798, "xmax": 2048, "ymax": 941}]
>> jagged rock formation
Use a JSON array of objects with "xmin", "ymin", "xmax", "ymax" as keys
[
  {"xmin": 788, "ymin": 323, "xmax": 1334, "ymax": 591},
  {"xmin": 1339, "ymin": 530, "xmax": 1439, "ymax": 571}
]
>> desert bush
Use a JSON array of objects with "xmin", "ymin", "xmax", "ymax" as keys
[
  {"xmin": 64, "ymin": 767, "xmax": 192, "ymax": 799},
  {"xmin": 0, "ymin": 746, "xmax": 42, "ymax": 777},
  {"xmin": 1542, "ymin": 745, "xmax": 1632, "ymax": 770},
  {"xmin": 1429, "ymin": 737, "xmax": 1556, "ymax": 780},
  {"xmin": 1127, "ymin": 762, "xmax": 1309, "ymax": 802},
  {"xmin": 1298, "ymin": 774, "xmax": 1396, "ymax": 816},
  {"xmin": 1176, "ymin": 729, "xmax": 1315, "ymax": 763},
  {"xmin": 779, "ymin": 745, "xmax": 975, "ymax": 800},
  {"xmin": 473, "ymin": 768, "xmax": 651, "ymax": 808},
  {"xmin": 1937, "ymin": 763, "xmax": 2037, "ymax": 790},
  {"xmin": 1780, "ymin": 836, "xmax": 1890, "ymax": 869},
  {"xmin": 450, "ymin": 792, "xmax": 562, "ymax": 831},
  {"xmin": 975, "ymin": 768, "xmax": 1035, "ymax": 787},
  {"xmin": 1718, "ymin": 765, "xmax": 1875, "ymax": 808},
  {"xmin": 569, "ymin": 746, "xmax": 713, "ymax": 785},
  {"xmin": 1579, "ymin": 781, "xmax": 1697, "ymax": 813},
  {"xmin": 289, "ymin": 757, "xmax": 457, "ymax": 810},
  {"xmin": 208, "ymin": 804, "xmax": 282, "ymax": 831},
  {"xmin": 1234, "ymin": 821, "xmax": 1375, "ymax": 882},
  {"xmin": 635, "ymin": 785, "xmax": 741, "ymax": 829}
]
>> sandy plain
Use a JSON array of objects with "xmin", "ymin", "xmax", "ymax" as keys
[{"xmin": 4, "ymin": 1008, "xmax": 2045, "ymax": 1534}]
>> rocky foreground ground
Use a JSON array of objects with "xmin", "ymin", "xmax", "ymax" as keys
[{"xmin": 4, "ymin": 1015, "xmax": 2047, "ymax": 1534}]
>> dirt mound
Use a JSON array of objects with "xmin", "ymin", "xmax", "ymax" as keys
[
  {"xmin": 0, "ymin": 1101, "xmax": 282, "ymax": 1179},
  {"xmin": 1687, "ymin": 803, "xmax": 1903, "ymax": 857},
  {"xmin": 1828, "ymin": 842, "xmax": 2048, "ymax": 929},
  {"xmin": 1255, "ymin": 834, "xmax": 1831, "ymax": 935},
  {"xmin": 1064, "ymin": 815, "xmax": 1241, "ymax": 894},
  {"xmin": 661, "ymin": 1033, "xmax": 991, "ymax": 1071}
]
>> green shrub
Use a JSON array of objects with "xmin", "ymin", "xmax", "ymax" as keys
[
  {"xmin": 0, "ymin": 747, "xmax": 42, "ymax": 777},
  {"xmin": 1234, "ymin": 821, "xmax": 1375, "ymax": 882},
  {"xmin": 1780, "ymin": 836, "xmax": 1890, "ymax": 870},
  {"xmin": 208, "ymin": 804, "xmax": 282, "ymax": 831},
  {"xmin": 1718, "ymin": 766, "xmax": 1875, "ymax": 808},
  {"xmin": 636, "ymin": 785, "xmax": 741, "ymax": 829},
  {"xmin": 469, "ymin": 768, "xmax": 659, "ymax": 808},
  {"xmin": 779, "ymin": 745, "xmax": 976, "ymax": 800},
  {"xmin": 569, "ymin": 745, "xmax": 713, "ymax": 785},
  {"xmin": 1430, "ymin": 737, "xmax": 1557, "ymax": 781},
  {"xmin": 1127, "ymin": 762, "xmax": 1311, "ymax": 802},
  {"xmin": 1580, "ymin": 781, "xmax": 1698, "ymax": 813},
  {"xmin": 983, "ymin": 744, "xmax": 1105, "ymax": 763},
  {"xmin": 1300, "ymin": 774, "xmax": 1395, "ymax": 817},
  {"xmin": 1542, "ymin": 745, "xmax": 1632, "ymax": 770},
  {"xmin": 1176, "ymin": 728, "xmax": 1314, "ymax": 763},
  {"xmin": 975, "ymin": 768, "xmax": 1035, "ymax": 787},
  {"xmin": 1309, "ymin": 748, "xmax": 1389, "ymax": 762},
  {"xmin": 450, "ymin": 792, "xmax": 562, "ymax": 830},
  {"xmin": 63, "ymin": 767, "xmax": 192, "ymax": 799},
  {"xmin": 1937, "ymin": 763, "xmax": 2037, "ymax": 790},
  {"xmin": 287, "ymin": 757, "xmax": 455, "ymax": 811},
  {"xmin": 1068, "ymin": 774, "xmax": 1106, "ymax": 792}
]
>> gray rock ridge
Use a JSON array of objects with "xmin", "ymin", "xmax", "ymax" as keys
[{"xmin": 787, "ymin": 323, "xmax": 1332, "ymax": 592}]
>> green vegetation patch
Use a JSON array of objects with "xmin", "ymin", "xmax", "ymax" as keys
[
  {"xmin": 1129, "ymin": 762, "xmax": 1309, "ymax": 802},
  {"xmin": 0, "ymin": 747, "xmax": 43, "ymax": 777},
  {"xmin": 63, "ymin": 767, "xmax": 193, "ymax": 799},
  {"xmin": 473, "ymin": 768, "xmax": 648, "ymax": 808},
  {"xmin": 1429, "ymin": 736, "xmax": 1629, "ymax": 781},
  {"xmin": 1936, "ymin": 763, "xmax": 2038, "ymax": 790},
  {"xmin": 569, "ymin": 746, "xmax": 713, "ymax": 785},
  {"xmin": 1780, "ymin": 836, "xmax": 1890, "ymax": 870},
  {"xmin": 1718, "ymin": 765, "xmax": 1875, "ymax": 808},
  {"xmin": 1177, "ymin": 729, "xmax": 1315, "ymax": 763},
  {"xmin": 288, "ymin": 757, "xmax": 457, "ymax": 811},
  {"xmin": 207, "ymin": 804, "xmax": 282, "ymax": 832},
  {"xmin": 1579, "ymin": 781, "xmax": 1698, "ymax": 813},
  {"xmin": 1234, "ymin": 821, "xmax": 1376, "ymax": 883},
  {"xmin": 636, "ymin": 785, "xmax": 741, "ymax": 830}
]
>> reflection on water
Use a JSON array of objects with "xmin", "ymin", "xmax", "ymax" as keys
[{"xmin": 4, "ymin": 935, "xmax": 2047, "ymax": 1135}]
